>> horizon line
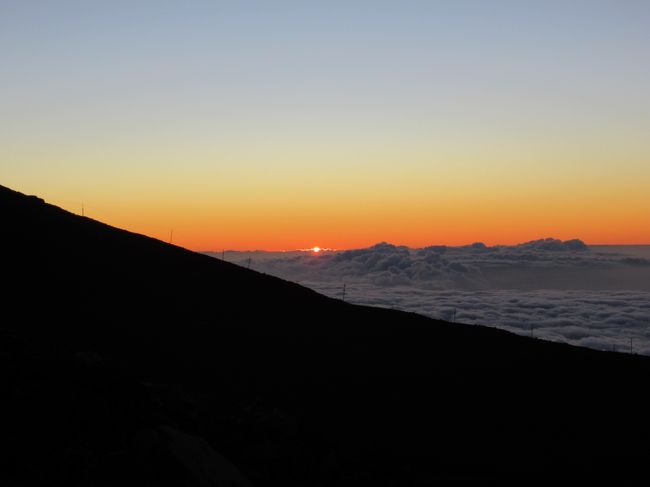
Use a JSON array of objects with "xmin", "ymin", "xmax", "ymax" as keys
[{"xmin": 198, "ymin": 241, "xmax": 650, "ymax": 254}]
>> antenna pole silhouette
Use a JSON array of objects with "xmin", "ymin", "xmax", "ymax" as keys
[{"xmin": 169, "ymin": 229, "xmax": 173, "ymax": 244}]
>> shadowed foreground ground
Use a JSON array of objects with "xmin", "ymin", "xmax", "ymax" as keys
[{"xmin": 2, "ymin": 183, "xmax": 650, "ymax": 486}]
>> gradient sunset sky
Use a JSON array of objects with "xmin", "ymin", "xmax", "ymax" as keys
[{"xmin": 3, "ymin": 1, "xmax": 649, "ymax": 250}]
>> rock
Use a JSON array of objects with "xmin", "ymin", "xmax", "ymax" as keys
[{"xmin": 131, "ymin": 425, "xmax": 252, "ymax": 487}]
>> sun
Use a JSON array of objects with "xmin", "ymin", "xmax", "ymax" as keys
[{"xmin": 311, "ymin": 246, "xmax": 322, "ymax": 253}]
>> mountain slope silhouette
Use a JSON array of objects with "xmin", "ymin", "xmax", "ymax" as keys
[{"xmin": 3, "ymin": 183, "xmax": 650, "ymax": 486}]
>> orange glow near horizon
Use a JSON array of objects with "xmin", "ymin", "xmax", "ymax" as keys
[
  {"xmin": 5, "ymin": 134, "xmax": 650, "ymax": 251},
  {"xmin": 31, "ymin": 187, "xmax": 650, "ymax": 252}
]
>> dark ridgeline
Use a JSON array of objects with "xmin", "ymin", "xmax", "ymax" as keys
[{"xmin": 2, "ymin": 183, "xmax": 649, "ymax": 486}]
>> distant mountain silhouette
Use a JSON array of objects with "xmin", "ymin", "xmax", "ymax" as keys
[{"xmin": 3, "ymin": 183, "xmax": 650, "ymax": 486}]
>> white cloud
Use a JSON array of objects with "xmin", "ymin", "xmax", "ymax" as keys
[
  {"xmin": 318, "ymin": 285, "xmax": 650, "ymax": 355},
  {"xmin": 205, "ymin": 240, "xmax": 650, "ymax": 354}
]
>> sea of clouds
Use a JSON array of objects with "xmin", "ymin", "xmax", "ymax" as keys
[{"xmin": 205, "ymin": 239, "xmax": 650, "ymax": 354}]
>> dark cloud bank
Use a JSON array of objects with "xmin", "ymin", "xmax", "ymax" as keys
[{"xmin": 205, "ymin": 239, "xmax": 650, "ymax": 354}]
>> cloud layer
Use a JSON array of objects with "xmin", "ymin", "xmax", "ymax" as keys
[
  {"xmin": 205, "ymin": 240, "xmax": 650, "ymax": 354},
  {"xmin": 305, "ymin": 284, "xmax": 650, "ymax": 355}
]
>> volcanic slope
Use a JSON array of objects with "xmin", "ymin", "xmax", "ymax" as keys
[{"xmin": 3, "ymin": 183, "xmax": 650, "ymax": 486}]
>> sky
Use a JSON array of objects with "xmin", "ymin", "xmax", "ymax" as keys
[{"xmin": 2, "ymin": 1, "xmax": 649, "ymax": 250}]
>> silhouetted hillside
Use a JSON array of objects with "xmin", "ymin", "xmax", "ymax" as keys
[{"xmin": 3, "ymin": 183, "xmax": 650, "ymax": 486}]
